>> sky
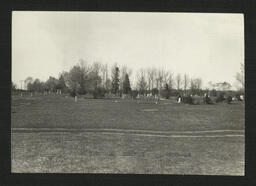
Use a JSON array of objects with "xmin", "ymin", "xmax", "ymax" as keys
[{"xmin": 12, "ymin": 11, "xmax": 244, "ymax": 90}]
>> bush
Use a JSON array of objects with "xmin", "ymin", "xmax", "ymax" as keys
[
  {"xmin": 93, "ymin": 87, "xmax": 106, "ymax": 99},
  {"xmin": 210, "ymin": 89, "xmax": 217, "ymax": 97},
  {"xmin": 151, "ymin": 88, "xmax": 159, "ymax": 96},
  {"xmin": 191, "ymin": 95, "xmax": 203, "ymax": 105},
  {"xmin": 226, "ymin": 95, "xmax": 232, "ymax": 104},
  {"xmin": 131, "ymin": 90, "xmax": 139, "ymax": 99},
  {"xmin": 182, "ymin": 96, "xmax": 192, "ymax": 104},
  {"xmin": 216, "ymin": 93, "xmax": 225, "ymax": 103},
  {"xmin": 161, "ymin": 90, "xmax": 171, "ymax": 99},
  {"xmin": 205, "ymin": 96, "xmax": 213, "ymax": 104},
  {"xmin": 70, "ymin": 90, "xmax": 77, "ymax": 97}
]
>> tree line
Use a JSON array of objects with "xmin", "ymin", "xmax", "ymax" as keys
[{"xmin": 12, "ymin": 60, "xmax": 244, "ymax": 98}]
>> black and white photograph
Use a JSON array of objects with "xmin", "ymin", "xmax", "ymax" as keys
[{"xmin": 11, "ymin": 11, "xmax": 245, "ymax": 175}]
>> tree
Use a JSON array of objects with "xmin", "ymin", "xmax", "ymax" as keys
[
  {"xmin": 45, "ymin": 76, "xmax": 59, "ymax": 92},
  {"xmin": 57, "ymin": 73, "xmax": 68, "ymax": 93},
  {"xmin": 105, "ymin": 78, "xmax": 112, "ymax": 92},
  {"xmin": 176, "ymin": 73, "xmax": 182, "ymax": 91},
  {"xmin": 120, "ymin": 65, "xmax": 128, "ymax": 92},
  {"xmin": 162, "ymin": 70, "xmax": 169, "ymax": 86},
  {"xmin": 24, "ymin": 77, "xmax": 33, "ymax": 90},
  {"xmin": 236, "ymin": 63, "xmax": 244, "ymax": 91},
  {"xmin": 30, "ymin": 79, "xmax": 45, "ymax": 92},
  {"xmin": 156, "ymin": 69, "xmax": 164, "ymax": 91},
  {"xmin": 151, "ymin": 88, "xmax": 159, "ymax": 96},
  {"xmin": 119, "ymin": 65, "xmax": 132, "ymax": 93},
  {"xmin": 183, "ymin": 74, "xmax": 189, "ymax": 94},
  {"xmin": 190, "ymin": 78, "xmax": 203, "ymax": 95},
  {"xmin": 123, "ymin": 73, "xmax": 131, "ymax": 94},
  {"xmin": 100, "ymin": 63, "xmax": 108, "ymax": 89},
  {"xmin": 148, "ymin": 68, "xmax": 157, "ymax": 91},
  {"xmin": 79, "ymin": 60, "xmax": 90, "ymax": 94},
  {"xmin": 66, "ymin": 65, "xmax": 83, "ymax": 96},
  {"xmin": 215, "ymin": 82, "xmax": 232, "ymax": 91},
  {"xmin": 12, "ymin": 82, "xmax": 17, "ymax": 91},
  {"xmin": 162, "ymin": 83, "xmax": 171, "ymax": 99},
  {"xmin": 194, "ymin": 78, "xmax": 202, "ymax": 92},
  {"xmin": 137, "ymin": 69, "xmax": 147, "ymax": 95},
  {"xmin": 111, "ymin": 65, "xmax": 120, "ymax": 95},
  {"xmin": 146, "ymin": 67, "xmax": 156, "ymax": 92},
  {"xmin": 88, "ymin": 62, "xmax": 102, "ymax": 92},
  {"xmin": 168, "ymin": 72, "xmax": 175, "ymax": 90}
]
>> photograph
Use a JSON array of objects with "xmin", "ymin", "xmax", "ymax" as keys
[{"xmin": 11, "ymin": 11, "xmax": 245, "ymax": 175}]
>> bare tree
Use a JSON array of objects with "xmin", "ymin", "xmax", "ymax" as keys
[
  {"xmin": 104, "ymin": 64, "xmax": 112, "ymax": 92},
  {"xmin": 148, "ymin": 67, "xmax": 157, "ymax": 90},
  {"xmin": 183, "ymin": 74, "xmax": 189, "ymax": 94},
  {"xmin": 156, "ymin": 68, "xmax": 165, "ymax": 91},
  {"xmin": 146, "ymin": 67, "xmax": 158, "ymax": 92},
  {"xmin": 136, "ymin": 69, "xmax": 147, "ymax": 95},
  {"xmin": 176, "ymin": 73, "xmax": 182, "ymax": 91},
  {"xmin": 168, "ymin": 71, "xmax": 175, "ymax": 90},
  {"xmin": 100, "ymin": 63, "xmax": 108, "ymax": 88},
  {"xmin": 162, "ymin": 70, "xmax": 169, "ymax": 86},
  {"xmin": 214, "ymin": 82, "xmax": 232, "ymax": 91},
  {"xmin": 146, "ymin": 68, "xmax": 152, "ymax": 92},
  {"xmin": 190, "ymin": 77, "xmax": 202, "ymax": 95},
  {"xmin": 236, "ymin": 63, "xmax": 244, "ymax": 91},
  {"xmin": 190, "ymin": 78, "xmax": 196, "ymax": 95},
  {"xmin": 194, "ymin": 78, "xmax": 202, "ymax": 91}
]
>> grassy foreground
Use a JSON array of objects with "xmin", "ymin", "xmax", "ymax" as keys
[
  {"xmin": 11, "ymin": 94, "xmax": 244, "ymax": 131},
  {"xmin": 11, "ymin": 94, "xmax": 245, "ymax": 175}
]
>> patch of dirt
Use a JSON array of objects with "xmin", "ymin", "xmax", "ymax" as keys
[{"xmin": 141, "ymin": 109, "xmax": 158, "ymax": 112}]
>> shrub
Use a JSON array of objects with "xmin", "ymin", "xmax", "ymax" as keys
[
  {"xmin": 161, "ymin": 84, "xmax": 171, "ymax": 99},
  {"xmin": 131, "ymin": 90, "xmax": 139, "ymax": 99},
  {"xmin": 205, "ymin": 96, "xmax": 213, "ymax": 104},
  {"xmin": 191, "ymin": 95, "xmax": 202, "ymax": 105},
  {"xmin": 93, "ymin": 87, "xmax": 106, "ymax": 99},
  {"xmin": 151, "ymin": 88, "xmax": 159, "ymax": 96},
  {"xmin": 70, "ymin": 90, "xmax": 77, "ymax": 97},
  {"xmin": 182, "ymin": 96, "xmax": 193, "ymax": 104},
  {"xmin": 216, "ymin": 93, "xmax": 225, "ymax": 103},
  {"xmin": 226, "ymin": 95, "xmax": 232, "ymax": 104}
]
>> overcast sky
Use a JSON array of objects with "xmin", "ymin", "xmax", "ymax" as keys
[{"xmin": 12, "ymin": 11, "xmax": 244, "ymax": 89}]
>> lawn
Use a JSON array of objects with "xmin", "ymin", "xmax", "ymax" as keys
[
  {"xmin": 11, "ymin": 94, "xmax": 244, "ymax": 131},
  {"xmin": 11, "ymin": 94, "xmax": 245, "ymax": 175}
]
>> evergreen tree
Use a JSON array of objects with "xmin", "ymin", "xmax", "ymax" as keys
[
  {"xmin": 123, "ymin": 73, "xmax": 131, "ymax": 94},
  {"xmin": 57, "ymin": 74, "xmax": 68, "ymax": 93},
  {"xmin": 111, "ymin": 66, "xmax": 120, "ymax": 95}
]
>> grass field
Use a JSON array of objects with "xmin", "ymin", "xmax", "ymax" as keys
[{"xmin": 11, "ymin": 94, "xmax": 245, "ymax": 175}]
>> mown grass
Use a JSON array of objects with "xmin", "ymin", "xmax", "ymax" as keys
[
  {"xmin": 11, "ymin": 94, "xmax": 245, "ymax": 175},
  {"xmin": 12, "ymin": 132, "xmax": 244, "ymax": 175},
  {"xmin": 11, "ymin": 94, "xmax": 244, "ymax": 131}
]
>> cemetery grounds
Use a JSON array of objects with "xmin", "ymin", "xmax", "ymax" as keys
[{"xmin": 11, "ymin": 94, "xmax": 245, "ymax": 175}]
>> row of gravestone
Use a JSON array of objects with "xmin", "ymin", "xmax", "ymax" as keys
[{"xmin": 177, "ymin": 94, "xmax": 244, "ymax": 105}]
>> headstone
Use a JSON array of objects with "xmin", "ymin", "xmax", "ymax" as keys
[
  {"xmin": 240, "ymin": 95, "xmax": 244, "ymax": 101},
  {"xmin": 75, "ymin": 96, "xmax": 77, "ymax": 102}
]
